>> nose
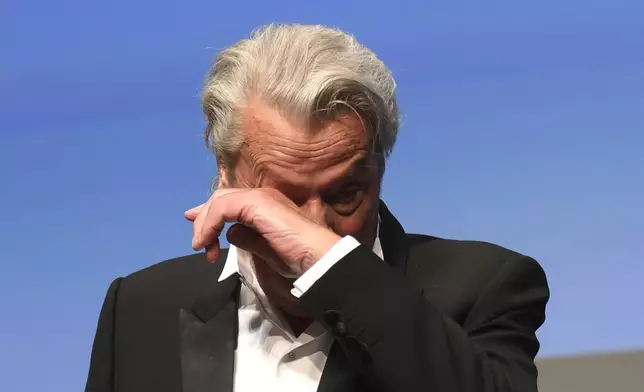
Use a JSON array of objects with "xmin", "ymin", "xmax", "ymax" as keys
[{"xmin": 300, "ymin": 197, "xmax": 327, "ymax": 227}]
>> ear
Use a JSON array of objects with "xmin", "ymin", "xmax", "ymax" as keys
[{"xmin": 217, "ymin": 166, "xmax": 231, "ymax": 189}]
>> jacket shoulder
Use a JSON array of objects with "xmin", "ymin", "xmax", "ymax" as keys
[
  {"xmin": 406, "ymin": 234, "xmax": 528, "ymax": 265},
  {"xmin": 404, "ymin": 234, "xmax": 542, "ymax": 293},
  {"xmin": 403, "ymin": 234, "xmax": 546, "ymax": 324},
  {"xmin": 116, "ymin": 251, "xmax": 228, "ymax": 310}
]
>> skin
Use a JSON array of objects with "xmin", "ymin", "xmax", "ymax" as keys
[{"xmin": 186, "ymin": 101, "xmax": 382, "ymax": 334}]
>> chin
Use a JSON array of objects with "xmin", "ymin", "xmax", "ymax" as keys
[
  {"xmin": 254, "ymin": 261, "xmax": 310, "ymax": 317},
  {"xmin": 268, "ymin": 281, "xmax": 310, "ymax": 317}
]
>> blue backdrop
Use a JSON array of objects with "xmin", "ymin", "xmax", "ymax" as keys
[{"xmin": 1, "ymin": 1, "xmax": 643, "ymax": 391}]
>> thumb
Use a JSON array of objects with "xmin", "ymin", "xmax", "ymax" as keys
[{"xmin": 226, "ymin": 224, "xmax": 296, "ymax": 278}]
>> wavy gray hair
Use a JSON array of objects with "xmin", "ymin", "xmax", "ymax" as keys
[{"xmin": 201, "ymin": 24, "xmax": 400, "ymax": 186}]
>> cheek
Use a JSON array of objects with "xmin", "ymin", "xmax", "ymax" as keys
[
  {"xmin": 328, "ymin": 215, "xmax": 364, "ymax": 237},
  {"xmin": 327, "ymin": 192, "xmax": 379, "ymax": 243}
]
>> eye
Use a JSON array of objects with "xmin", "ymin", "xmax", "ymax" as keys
[
  {"xmin": 334, "ymin": 188, "xmax": 359, "ymax": 203},
  {"xmin": 325, "ymin": 184, "xmax": 364, "ymax": 214}
]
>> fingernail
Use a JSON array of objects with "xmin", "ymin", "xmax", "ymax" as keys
[{"xmin": 192, "ymin": 235, "xmax": 200, "ymax": 249}]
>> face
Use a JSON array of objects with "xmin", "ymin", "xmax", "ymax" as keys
[{"xmin": 223, "ymin": 101, "xmax": 382, "ymax": 316}]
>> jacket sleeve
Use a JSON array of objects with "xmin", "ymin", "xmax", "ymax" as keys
[
  {"xmin": 299, "ymin": 245, "xmax": 550, "ymax": 392},
  {"xmin": 85, "ymin": 278, "xmax": 123, "ymax": 392}
]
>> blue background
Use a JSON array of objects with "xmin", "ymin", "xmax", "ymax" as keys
[{"xmin": 1, "ymin": 1, "xmax": 643, "ymax": 391}]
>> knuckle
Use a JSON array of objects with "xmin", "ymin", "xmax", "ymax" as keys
[{"xmin": 255, "ymin": 188, "xmax": 272, "ymax": 203}]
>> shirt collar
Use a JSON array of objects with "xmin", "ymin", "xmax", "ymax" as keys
[{"xmin": 218, "ymin": 245, "xmax": 241, "ymax": 282}]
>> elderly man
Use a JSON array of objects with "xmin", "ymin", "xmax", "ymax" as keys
[{"xmin": 86, "ymin": 24, "xmax": 549, "ymax": 392}]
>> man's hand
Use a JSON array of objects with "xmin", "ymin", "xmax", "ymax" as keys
[{"xmin": 184, "ymin": 188, "xmax": 342, "ymax": 278}]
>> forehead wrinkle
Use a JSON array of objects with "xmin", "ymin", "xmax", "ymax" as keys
[
  {"xmin": 238, "ymin": 102, "xmax": 374, "ymax": 190},
  {"xmin": 242, "ymin": 121, "xmax": 369, "ymax": 170},
  {"xmin": 244, "ymin": 116, "xmax": 365, "ymax": 148},
  {"xmin": 242, "ymin": 105, "xmax": 367, "ymax": 147},
  {"xmin": 252, "ymin": 143, "xmax": 369, "ymax": 179},
  {"xmin": 257, "ymin": 152, "xmax": 371, "ymax": 192},
  {"xmin": 262, "ymin": 137, "xmax": 367, "ymax": 162}
]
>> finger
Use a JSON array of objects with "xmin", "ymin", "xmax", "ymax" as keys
[
  {"xmin": 185, "ymin": 188, "xmax": 245, "ymax": 223},
  {"xmin": 211, "ymin": 188, "xmax": 248, "ymax": 198},
  {"xmin": 184, "ymin": 203, "xmax": 206, "ymax": 221},
  {"xmin": 194, "ymin": 189, "xmax": 254, "ymax": 250},
  {"xmin": 192, "ymin": 200, "xmax": 213, "ymax": 249},
  {"xmin": 227, "ymin": 223, "xmax": 297, "ymax": 278},
  {"xmin": 204, "ymin": 238, "xmax": 221, "ymax": 263}
]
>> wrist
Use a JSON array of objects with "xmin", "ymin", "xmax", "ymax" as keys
[{"xmin": 302, "ymin": 229, "xmax": 342, "ymax": 272}]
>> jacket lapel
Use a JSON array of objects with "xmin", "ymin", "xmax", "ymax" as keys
[
  {"xmin": 316, "ymin": 201, "xmax": 409, "ymax": 392},
  {"xmin": 180, "ymin": 271, "xmax": 240, "ymax": 392},
  {"xmin": 378, "ymin": 200, "xmax": 410, "ymax": 274},
  {"xmin": 317, "ymin": 341, "xmax": 363, "ymax": 392}
]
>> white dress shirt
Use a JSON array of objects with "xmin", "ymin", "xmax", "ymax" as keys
[{"xmin": 217, "ymin": 224, "xmax": 384, "ymax": 392}]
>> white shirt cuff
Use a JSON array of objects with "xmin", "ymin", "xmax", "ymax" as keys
[{"xmin": 291, "ymin": 235, "xmax": 361, "ymax": 298}]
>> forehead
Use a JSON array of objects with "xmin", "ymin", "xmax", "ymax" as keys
[{"xmin": 238, "ymin": 103, "xmax": 374, "ymax": 186}]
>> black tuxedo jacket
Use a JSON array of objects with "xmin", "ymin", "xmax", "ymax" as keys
[{"xmin": 86, "ymin": 202, "xmax": 549, "ymax": 392}]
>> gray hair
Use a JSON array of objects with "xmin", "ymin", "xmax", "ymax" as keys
[{"xmin": 201, "ymin": 24, "xmax": 400, "ymax": 186}]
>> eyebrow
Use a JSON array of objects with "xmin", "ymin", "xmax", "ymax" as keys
[
  {"xmin": 344, "ymin": 157, "xmax": 367, "ymax": 176},
  {"xmin": 258, "ymin": 154, "xmax": 374, "ymax": 193},
  {"xmin": 332, "ymin": 156, "xmax": 374, "ymax": 185}
]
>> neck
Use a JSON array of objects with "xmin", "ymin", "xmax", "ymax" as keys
[{"xmin": 282, "ymin": 312, "xmax": 314, "ymax": 337}]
